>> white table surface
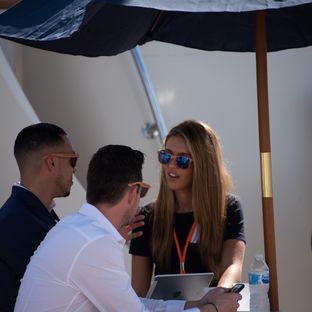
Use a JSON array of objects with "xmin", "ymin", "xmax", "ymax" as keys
[{"xmin": 236, "ymin": 283, "xmax": 250, "ymax": 312}]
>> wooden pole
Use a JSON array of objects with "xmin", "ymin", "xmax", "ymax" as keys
[
  {"xmin": 255, "ymin": 10, "xmax": 279, "ymax": 312},
  {"xmin": 0, "ymin": 0, "xmax": 20, "ymax": 9}
]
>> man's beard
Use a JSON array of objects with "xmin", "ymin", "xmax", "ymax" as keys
[
  {"xmin": 55, "ymin": 176, "xmax": 72, "ymax": 198},
  {"xmin": 63, "ymin": 191, "xmax": 70, "ymax": 197}
]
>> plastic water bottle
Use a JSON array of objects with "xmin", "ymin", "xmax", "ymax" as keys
[{"xmin": 248, "ymin": 254, "xmax": 270, "ymax": 312}]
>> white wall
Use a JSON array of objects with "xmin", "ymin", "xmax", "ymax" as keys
[{"xmin": 15, "ymin": 42, "xmax": 312, "ymax": 312}]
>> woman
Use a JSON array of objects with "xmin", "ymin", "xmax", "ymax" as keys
[{"xmin": 129, "ymin": 120, "xmax": 246, "ymax": 297}]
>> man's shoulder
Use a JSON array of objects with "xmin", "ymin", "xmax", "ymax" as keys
[
  {"xmin": 0, "ymin": 188, "xmax": 54, "ymax": 236},
  {"xmin": 57, "ymin": 213, "xmax": 115, "ymax": 241},
  {"xmin": 43, "ymin": 215, "xmax": 121, "ymax": 261},
  {"xmin": 0, "ymin": 186, "xmax": 38, "ymax": 210},
  {"xmin": 0, "ymin": 192, "xmax": 26, "ymax": 224}
]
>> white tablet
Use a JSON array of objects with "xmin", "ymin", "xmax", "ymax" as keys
[{"xmin": 146, "ymin": 272, "xmax": 214, "ymax": 301}]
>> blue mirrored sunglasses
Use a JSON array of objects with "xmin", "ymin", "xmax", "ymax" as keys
[{"xmin": 158, "ymin": 150, "xmax": 193, "ymax": 169}]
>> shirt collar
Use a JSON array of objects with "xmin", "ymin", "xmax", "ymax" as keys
[{"xmin": 79, "ymin": 202, "xmax": 125, "ymax": 244}]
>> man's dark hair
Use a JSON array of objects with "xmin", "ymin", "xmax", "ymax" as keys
[
  {"xmin": 87, "ymin": 145, "xmax": 144, "ymax": 205},
  {"xmin": 14, "ymin": 123, "xmax": 67, "ymax": 163}
]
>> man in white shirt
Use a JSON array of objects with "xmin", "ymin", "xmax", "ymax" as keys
[{"xmin": 15, "ymin": 145, "xmax": 241, "ymax": 312}]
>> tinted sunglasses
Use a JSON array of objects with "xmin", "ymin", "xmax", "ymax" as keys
[
  {"xmin": 158, "ymin": 150, "xmax": 193, "ymax": 169},
  {"xmin": 43, "ymin": 152, "xmax": 79, "ymax": 168},
  {"xmin": 128, "ymin": 181, "xmax": 150, "ymax": 198}
]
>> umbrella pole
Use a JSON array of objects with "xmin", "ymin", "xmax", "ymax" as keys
[
  {"xmin": 255, "ymin": 10, "xmax": 279, "ymax": 311},
  {"xmin": 0, "ymin": 0, "xmax": 20, "ymax": 9}
]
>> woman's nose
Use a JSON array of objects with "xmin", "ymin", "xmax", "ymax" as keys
[{"xmin": 168, "ymin": 157, "xmax": 177, "ymax": 168}]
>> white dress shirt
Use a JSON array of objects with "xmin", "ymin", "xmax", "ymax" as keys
[{"xmin": 15, "ymin": 203, "xmax": 199, "ymax": 312}]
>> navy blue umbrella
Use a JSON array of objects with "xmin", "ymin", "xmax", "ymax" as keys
[
  {"xmin": 0, "ymin": 1, "xmax": 312, "ymax": 56},
  {"xmin": 1, "ymin": 1, "xmax": 312, "ymax": 310}
]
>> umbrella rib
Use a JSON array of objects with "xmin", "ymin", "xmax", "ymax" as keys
[{"xmin": 148, "ymin": 11, "xmax": 165, "ymax": 34}]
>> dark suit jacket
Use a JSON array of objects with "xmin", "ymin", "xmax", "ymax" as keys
[{"xmin": 0, "ymin": 185, "xmax": 59, "ymax": 312}]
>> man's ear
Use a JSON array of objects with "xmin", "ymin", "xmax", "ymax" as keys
[
  {"xmin": 127, "ymin": 185, "xmax": 139, "ymax": 205},
  {"xmin": 42, "ymin": 155, "xmax": 55, "ymax": 172}
]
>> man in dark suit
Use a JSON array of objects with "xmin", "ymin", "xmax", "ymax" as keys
[{"xmin": 0, "ymin": 123, "xmax": 79, "ymax": 311}]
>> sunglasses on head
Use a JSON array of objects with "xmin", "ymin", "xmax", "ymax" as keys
[
  {"xmin": 158, "ymin": 150, "xmax": 193, "ymax": 169},
  {"xmin": 43, "ymin": 152, "xmax": 80, "ymax": 168},
  {"xmin": 128, "ymin": 181, "xmax": 151, "ymax": 198}
]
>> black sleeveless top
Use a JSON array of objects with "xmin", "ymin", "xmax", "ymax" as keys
[{"xmin": 129, "ymin": 194, "xmax": 245, "ymax": 281}]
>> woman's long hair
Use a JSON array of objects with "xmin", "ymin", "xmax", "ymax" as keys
[{"xmin": 152, "ymin": 120, "xmax": 232, "ymax": 279}]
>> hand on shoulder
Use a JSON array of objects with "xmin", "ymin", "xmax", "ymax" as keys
[{"xmin": 119, "ymin": 214, "xmax": 145, "ymax": 241}]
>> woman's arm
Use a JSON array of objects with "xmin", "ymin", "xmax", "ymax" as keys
[
  {"xmin": 131, "ymin": 255, "xmax": 153, "ymax": 297},
  {"xmin": 217, "ymin": 239, "xmax": 246, "ymax": 288}
]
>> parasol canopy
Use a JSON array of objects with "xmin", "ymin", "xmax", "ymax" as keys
[{"xmin": 0, "ymin": 1, "xmax": 311, "ymax": 56}]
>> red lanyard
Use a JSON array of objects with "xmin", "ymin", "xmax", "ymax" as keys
[{"xmin": 173, "ymin": 222, "xmax": 196, "ymax": 274}]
